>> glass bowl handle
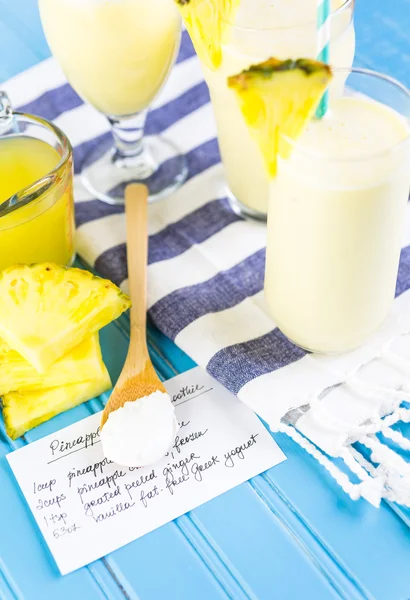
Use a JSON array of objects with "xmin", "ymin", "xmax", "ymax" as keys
[{"xmin": 0, "ymin": 91, "xmax": 14, "ymax": 133}]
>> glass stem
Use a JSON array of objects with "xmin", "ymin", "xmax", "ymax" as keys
[{"xmin": 109, "ymin": 110, "xmax": 149, "ymax": 168}]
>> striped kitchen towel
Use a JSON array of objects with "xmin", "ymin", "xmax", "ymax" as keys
[{"xmin": 4, "ymin": 31, "xmax": 410, "ymax": 507}]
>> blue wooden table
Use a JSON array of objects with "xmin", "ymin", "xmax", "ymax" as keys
[{"xmin": 1, "ymin": 2, "xmax": 410, "ymax": 599}]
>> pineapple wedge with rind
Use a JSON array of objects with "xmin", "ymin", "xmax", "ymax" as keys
[
  {"xmin": 175, "ymin": 0, "xmax": 239, "ymax": 70},
  {"xmin": 0, "ymin": 263, "xmax": 130, "ymax": 373},
  {"xmin": 0, "ymin": 333, "xmax": 106, "ymax": 395},
  {"xmin": 228, "ymin": 58, "xmax": 333, "ymax": 177},
  {"xmin": 3, "ymin": 370, "xmax": 112, "ymax": 440}
]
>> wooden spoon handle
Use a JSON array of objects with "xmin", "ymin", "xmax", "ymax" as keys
[{"xmin": 125, "ymin": 184, "xmax": 149, "ymax": 368}]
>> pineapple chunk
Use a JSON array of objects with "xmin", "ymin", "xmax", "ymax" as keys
[
  {"xmin": 0, "ymin": 263, "xmax": 130, "ymax": 373},
  {"xmin": 175, "ymin": 0, "xmax": 239, "ymax": 69},
  {"xmin": 3, "ymin": 372, "xmax": 112, "ymax": 440},
  {"xmin": 228, "ymin": 58, "xmax": 333, "ymax": 177},
  {"xmin": 0, "ymin": 334, "xmax": 106, "ymax": 395}
]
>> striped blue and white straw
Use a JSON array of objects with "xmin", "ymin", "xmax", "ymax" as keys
[{"xmin": 316, "ymin": 0, "xmax": 331, "ymax": 118}]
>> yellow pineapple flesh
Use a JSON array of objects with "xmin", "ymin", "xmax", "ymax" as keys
[
  {"xmin": 0, "ymin": 333, "xmax": 107, "ymax": 395},
  {"xmin": 3, "ymin": 372, "xmax": 112, "ymax": 440},
  {"xmin": 175, "ymin": 0, "xmax": 239, "ymax": 70},
  {"xmin": 0, "ymin": 263, "xmax": 130, "ymax": 373},
  {"xmin": 228, "ymin": 58, "xmax": 333, "ymax": 177}
]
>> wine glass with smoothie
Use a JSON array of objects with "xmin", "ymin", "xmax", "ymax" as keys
[
  {"xmin": 176, "ymin": 0, "xmax": 355, "ymax": 220},
  {"xmin": 39, "ymin": 0, "xmax": 187, "ymax": 205}
]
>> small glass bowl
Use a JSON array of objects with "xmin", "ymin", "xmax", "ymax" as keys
[{"xmin": 0, "ymin": 91, "xmax": 75, "ymax": 272}]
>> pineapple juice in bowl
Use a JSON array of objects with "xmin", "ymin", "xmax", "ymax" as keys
[
  {"xmin": 0, "ymin": 93, "xmax": 74, "ymax": 272},
  {"xmin": 180, "ymin": 0, "xmax": 355, "ymax": 220}
]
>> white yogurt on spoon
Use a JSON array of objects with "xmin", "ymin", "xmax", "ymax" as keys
[{"xmin": 101, "ymin": 391, "xmax": 179, "ymax": 467}]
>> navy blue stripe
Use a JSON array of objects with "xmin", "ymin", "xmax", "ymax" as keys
[
  {"xmin": 208, "ymin": 329, "xmax": 306, "ymax": 395},
  {"xmin": 95, "ymin": 246, "xmax": 126, "ymax": 286},
  {"xmin": 176, "ymin": 30, "xmax": 196, "ymax": 63},
  {"xmin": 75, "ymin": 137, "xmax": 220, "ymax": 227},
  {"xmin": 146, "ymin": 81, "xmax": 209, "ymax": 136},
  {"xmin": 17, "ymin": 28, "xmax": 196, "ymax": 121},
  {"xmin": 94, "ymin": 197, "xmax": 241, "ymax": 283},
  {"xmin": 149, "ymin": 249, "xmax": 265, "ymax": 340},
  {"xmin": 73, "ymin": 131, "xmax": 111, "ymax": 175},
  {"xmin": 148, "ymin": 197, "xmax": 240, "ymax": 264},
  {"xmin": 94, "ymin": 245, "xmax": 126, "ymax": 288},
  {"xmin": 74, "ymin": 196, "xmax": 122, "ymax": 229},
  {"xmin": 18, "ymin": 83, "xmax": 83, "ymax": 121},
  {"xmin": 396, "ymin": 245, "xmax": 410, "ymax": 297},
  {"xmin": 205, "ymin": 243, "xmax": 410, "ymax": 395}
]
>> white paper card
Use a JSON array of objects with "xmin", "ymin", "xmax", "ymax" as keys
[{"xmin": 7, "ymin": 367, "xmax": 286, "ymax": 575}]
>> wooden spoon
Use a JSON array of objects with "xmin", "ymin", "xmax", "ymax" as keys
[{"xmin": 101, "ymin": 184, "xmax": 166, "ymax": 430}]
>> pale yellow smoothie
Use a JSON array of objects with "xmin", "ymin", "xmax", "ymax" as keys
[
  {"xmin": 39, "ymin": 0, "xmax": 181, "ymax": 117},
  {"xmin": 265, "ymin": 96, "xmax": 410, "ymax": 353},
  {"xmin": 203, "ymin": 0, "xmax": 355, "ymax": 217}
]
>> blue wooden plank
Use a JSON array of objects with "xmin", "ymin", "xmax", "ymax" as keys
[
  {"xmin": 0, "ymin": 431, "xmax": 116, "ymax": 600},
  {"xmin": 104, "ymin": 526, "xmax": 231, "ymax": 600},
  {"xmin": 187, "ymin": 487, "xmax": 340, "ymax": 600},
  {"xmin": 260, "ymin": 442, "xmax": 410, "ymax": 600}
]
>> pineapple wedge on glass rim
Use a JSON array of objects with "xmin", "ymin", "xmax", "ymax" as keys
[
  {"xmin": 0, "ymin": 333, "xmax": 108, "ymax": 395},
  {"xmin": 0, "ymin": 263, "xmax": 130, "ymax": 373},
  {"xmin": 227, "ymin": 58, "xmax": 333, "ymax": 177},
  {"xmin": 3, "ymin": 373, "xmax": 112, "ymax": 440},
  {"xmin": 175, "ymin": 0, "xmax": 239, "ymax": 70}
]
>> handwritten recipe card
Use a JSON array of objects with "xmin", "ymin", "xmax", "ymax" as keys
[{"xmin": 7, "ymin": 367, "xmax": 286, "ymax": 574}]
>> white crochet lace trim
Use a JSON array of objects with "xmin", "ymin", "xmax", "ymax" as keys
[{"xmin": 278, "ymin": 334, "xmax": 410, "ymax": 507}]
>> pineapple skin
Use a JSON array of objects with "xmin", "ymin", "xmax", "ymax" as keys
[
  {"xmin": 227, "ymin": 57, "xmax": 333, "ymax": 177},
  {"xmin": 227, "ymin": 58, "xmax": 332, "ymax": 88},
  {"xmin": 3, "ymin": 369, "xmax": 112, "ymax": 440},
  {"xmin": 0, "ymin": 333, "xmax": 106, "ymax": 395}
]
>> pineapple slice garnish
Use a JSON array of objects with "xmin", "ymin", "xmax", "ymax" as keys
[
  {"xmin": 3, "ymin": 373, "xmax": 112, "ymax": 440},
  {"xmin": 228, "ymin": 58, "xmax": 333, "ymax": 177},
  {"xmin": 0, "ymin": 263, "xmax": 130, "ymax": 373},
  {"xmin": 175, "ymin": 0, "xmax": 239, "ymax": 69},
  {"xmin": 0, "ymin": 333, "xmax": 108, "ymax": 395}
]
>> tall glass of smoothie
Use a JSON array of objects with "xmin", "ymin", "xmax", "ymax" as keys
[
  {"xmin": 179, "ymin": 0, "xmax": 355, "ymax": 220},
  {"xmin": 39, "ymin": 0, "xmax": 187, "ymax": 205},
  {"xmin": 264, "ymin": 69, "xmax": 410, "ymax": 353}
]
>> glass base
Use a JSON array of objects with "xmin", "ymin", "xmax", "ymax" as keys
[
  {"xmin": 227, "ymin": 188, "xmax": 267, "ymax": 223},
  {"xmin": 81, "ymin": 135, "xmax": 188, "ymax": 205},
  {"xmin": 277, "ymin": 325, "xmax": 365, "ymax": 356},
  {"xmin": 286, "ymin": 337, "xmax": 361, "ymax": 355}
]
